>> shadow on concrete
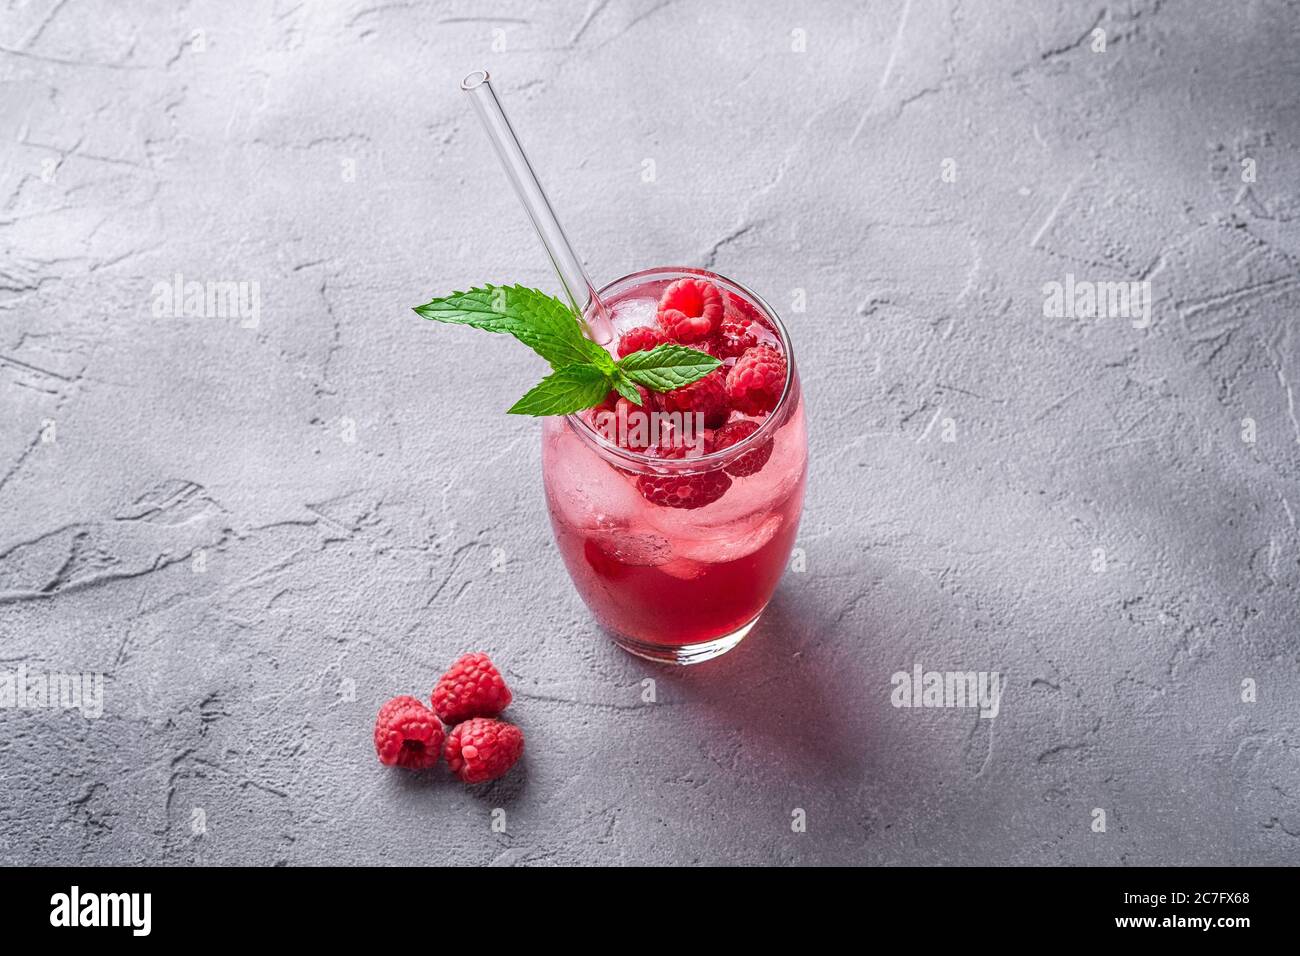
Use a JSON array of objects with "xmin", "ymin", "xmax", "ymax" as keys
[{"xmin": 648, "ymin": 586, "xmax": 891, "ymax": 784}]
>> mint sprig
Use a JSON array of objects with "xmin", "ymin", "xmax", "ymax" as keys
[
  {"xmin": 413, "ymin": 285, "xmax": 612, "ymax": 372},
  {"xmin": 618, "ymin": 344, "xmax": 721, "ymax": 391},
  {"xmin": 413, "ymin": 285, "xmax": 720, "ymax": 416},
  {"xmin": 506, "ymin": 364, "xmax": 612, "ymax": 416}
]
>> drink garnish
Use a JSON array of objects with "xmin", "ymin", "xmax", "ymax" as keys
[{"xmin": 413, "ymin": 284, "xmax": 719, "ymax": 416}]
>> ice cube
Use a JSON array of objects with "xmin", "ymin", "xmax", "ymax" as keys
[
  {"xmin": 658, "ymin": 556, "xmax": 707, "ymax": 579},
  {"xmin": 546, "ymin": 431, "xmax": 648, "ymax": 533},
  {"xmin": 589, "ymin": 528, "xmax": 673, "ymax": 567},
  {"xmin": 668, "ymin": 513, "xmax": 785, "ymax": 565},
  {"xmin": 611, "ymin": 296, "xmax": 657, "ymax": 332}
]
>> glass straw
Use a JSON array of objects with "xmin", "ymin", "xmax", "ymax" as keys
[{"xmin": 461, "ymin": 70, "xmax": 614, "ymax": 344}]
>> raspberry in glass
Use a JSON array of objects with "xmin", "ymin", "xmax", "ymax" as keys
[
  {"xmin": 617, "ymin": 325, "xmax": 669, "ymax": 357},
  {"xmin": 658, "ymin": 367, "xmax": 729, "ymax": 429},
  {"xmin": 726, "ymin": 344, "xmax": 786, "ymax": 415},
  {"xmin": 714, "ymin": 419, "xmax": 773, "ymax": 477},
  {"xmin": 656, "ymin": 278, "xmax": 724, "ymax": 343},
  {"xmin": 711, "ymin": 316, "xmax": 758, "ymax": 359},
  {"xmin": 635, "ymin": 468, "xmax": 732, "ymax": 509},
  {"xmin": 592, "ymin": 386, "xmax": 656, "ymax": 451}
]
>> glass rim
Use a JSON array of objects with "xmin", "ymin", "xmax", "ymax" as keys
[{"xmin": 563, "ymin": 267, "xmax": 796, "ymax": 472}]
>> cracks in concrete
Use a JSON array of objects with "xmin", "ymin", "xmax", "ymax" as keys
[
  {"xmin": 0, "ymin": 318, "xmax": 106, "ymax": 499},
  {"xmin": 1023, "ymin": 8, "xmax": 1108, "ymax": 72},
  {"xmin": 315, "ymin": 274, "xmax": 344, "ymax": 399},
  {"xmin": 568, "ymin": 0, "xmax": 614, "ymax": 48},
  {"xmin": 1263, "ymin": 321, "xmax": 1300, "ymax": 448},
  {"xmin": 850, "ymin": 0, "xmax": 962, "ymax": 142},
  {"xmin": 872, "ymin": 0, "xmax": 914, "ymax": 102},
  {"xmin": 699, "ymin": 222, "xmax": 755, "ymax": 271},
  {"xmin": 0, "ymin": 541, "xmax": 210, "ymax": 606},
  {"xmin": 587, "ymin": 0, "xmax": 677, "ymax": 52}
]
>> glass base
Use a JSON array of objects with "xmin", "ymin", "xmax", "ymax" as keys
[{"xmin": 610, "ymin": 610, "xmax": 763, "ymax": 665}]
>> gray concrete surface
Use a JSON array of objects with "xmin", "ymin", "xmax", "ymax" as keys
[{"xmin": 1, "ymin": 0, "xmax": 1298, "ymax": 866}]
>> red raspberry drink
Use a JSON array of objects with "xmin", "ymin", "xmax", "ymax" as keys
[{"xmin": 542, "ymin": 268, "xmax": 807, "ymax": 664}]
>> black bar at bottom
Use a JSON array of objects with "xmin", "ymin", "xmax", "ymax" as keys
[{"xmin": 0, "ymin": 866, "xmax": 1284, "ymax": 939}]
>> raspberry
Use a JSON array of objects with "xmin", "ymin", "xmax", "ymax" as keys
[
  {"xmin": 636, "ymin": 467, "xmax": 731, "ymax": 509},
  {"xmin": 596, "ymin": 384, "xmax": 655, "ymax": 414},
  {"xmin": 431, "ymin": 653, "xmax": 513, "ymax": 725},
  {"xmin": 714, "ymin": 419, "xmax": 774, "ymax": 477},
  {"xmin": 658, "ymin": 368, "xmax": 729, "ymax": 429},
  {"xmin": 616, "ymin": 325, "xmax": 669, "ymax": 358},
  {"xmin": 592, "ymin": 386, "xmax": 656, "ymax": 451},
  {"xmin": 444, "ymin": 718, "xmax": 525, "ymax": 784},
  {"xmin": 712, "ymin": 293, "xmax": 763, "ymax": 357},
  {"xmin": 725, "ymin": 290, "xmax": 777, "ymax": 334},
  {"xmin": 374, "ymin": 695, "xmax": 445, "ymax": 769},
  {"xmin": 653, "ymin": 421, "xmax": 715, "ymax": 459},
  {"xmin": 657, "ymin": 278, "xmax": 724, "ymax": 343},
  {"xmin": 726, "ymin": 345, "xmax": 786, "ymax": 415},
  {"xmin": 711, "ymin": 316, "xmax": 758, "ymax": 359}
]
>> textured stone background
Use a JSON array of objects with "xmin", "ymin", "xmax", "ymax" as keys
[{"xmin": 1, "ymin": 0, "xmax": 1298, "ymax": 866}]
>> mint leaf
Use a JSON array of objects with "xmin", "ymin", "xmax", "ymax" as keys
[
  {"xmin": 617, "ymin": 344, "xmax": 721, "ymax": 391},
  {"xmin": 611, "ymin": 371, "xmax": 644, "ymax": 406},
  {"xmin": 507, "ymin": 364, "xmax": 613, "ymax": 416},
  {"xmin": 413, "ymin": 285, "xmax": 609, "ymax": 371}
]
